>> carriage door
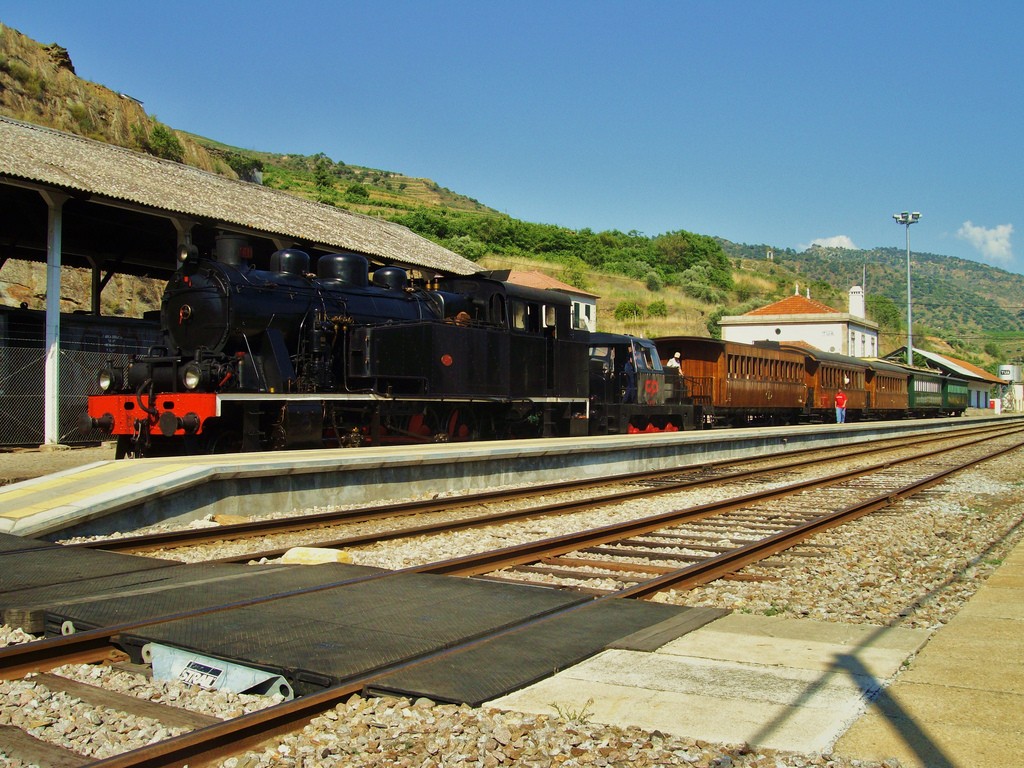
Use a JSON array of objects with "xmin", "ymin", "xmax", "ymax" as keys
[
  {"xmin": 633, "ymin": 342, "xmax": 658, "ymax": 405},
  {"xmin": 544, "ymin": 304, "xmax": 557, "ymax": 391}
]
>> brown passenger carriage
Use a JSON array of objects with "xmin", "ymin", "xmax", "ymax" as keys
[
  {"xmin": 654, "ymin": 336, "xmax": 806, "ymax": 426},
  {"xmin": 777, "ymin": 343, "xmax": 869, "ymax": 421},
  {"xmin": 862, "ymin": 358, "xmax": 910, "ymax": 416}
]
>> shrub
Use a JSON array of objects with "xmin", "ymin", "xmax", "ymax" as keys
[
  {"xmin": 147, "ymin": 123, "xmax": 184, "ymax": 162},
  {"xmin": 131, "ymin": 121, "xmax": 184, "ymax": 162},
  {"xmin": 67, "ymin": 102, "xmax": 94, "ymax": 134},
  {"xmin": 344, "ymin": 182, "xmax": 370, "ymax": 203},
  {"xmin": 226, "ymin": 152, "xmax": 264, "ymax": 182},
  {"xmin": 614, "ymin": 301, "xmax": 644, "ymax": 321}
]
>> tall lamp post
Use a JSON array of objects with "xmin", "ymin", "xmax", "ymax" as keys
[{"xmin": 893, "ymin": 211, "xmax": 921, "ymax": 365}]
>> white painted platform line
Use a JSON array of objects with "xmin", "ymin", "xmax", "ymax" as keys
[{"xmin": 488, "ymin": 615, "xmax": 930, "ymax": 753}]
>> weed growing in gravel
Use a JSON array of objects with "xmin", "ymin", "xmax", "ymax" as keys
[{"xmin": 551, "ymin": 698, "xmax": 595, "ymax": 724}]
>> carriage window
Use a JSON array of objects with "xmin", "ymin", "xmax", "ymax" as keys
[
  {"xmin": 589, "ymin": 345, "xmax": 613, "ymax": 367},
  {"xmin": 526, "ymin": 303, "xmax": 539, "ymax": 332},
  {"xmin": 638, "ymin": 346, "xmax": 655, "ymax": 371},
  {"xmin": 490, "ymin": 294, "xmax": 506, "ymax": 327},
  {"xmin": 511, "ymin": 301, "xmax": 527, "ymax": 331},
  {"xmin": 544, "ymin": 305, "xmax": 556, "ymax": 328},
  {"xmin": 511, "ymin": 300, "xmax": 540, "ymax": 332}
]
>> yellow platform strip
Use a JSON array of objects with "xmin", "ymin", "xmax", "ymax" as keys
[{"xmin": 0, "ymin": 461, "xmax": 191, "ymax": 521}]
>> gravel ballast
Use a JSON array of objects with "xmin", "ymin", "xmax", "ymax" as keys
[{"xmin": 1, "ymin": 443, "xmax": 1022, "ymax": 767}]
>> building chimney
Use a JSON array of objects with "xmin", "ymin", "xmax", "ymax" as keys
[{"xmin": 848, "ymin": 285, "xmax": 865, "ymax": 318}]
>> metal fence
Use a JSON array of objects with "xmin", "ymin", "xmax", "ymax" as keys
[{"xmin": 0, "ymin": 345, "xmax": 137, "ymax": 447}]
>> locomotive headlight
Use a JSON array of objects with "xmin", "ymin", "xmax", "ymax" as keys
[
  {"xmin": 182, "ymin": 362, "xmax": 203, "ymax": 391},
  {"xmin": 97, "ymin": 367, "xmax": 115, "ymax": 393}
]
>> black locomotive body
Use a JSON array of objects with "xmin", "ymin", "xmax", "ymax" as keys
[{"xmin": 88, "ymin": 248, "xmax": 695, "ymax": 457}]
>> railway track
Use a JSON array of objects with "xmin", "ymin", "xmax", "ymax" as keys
[
  {"xmin": 68, "ymin": 421, "xmax": 1020, "ymax": 565},
  {"xmin": 404, "ymin": 424, "xmax": 1024, "ymax": 594},
  {"xmin": 3, "ymin": 423, "xmax": 1023, "ymax": 767}
]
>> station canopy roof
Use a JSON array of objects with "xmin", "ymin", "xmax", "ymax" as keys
[{"xmin": 0, "ymin": 115, "xmax": 480, "ymax": 280}]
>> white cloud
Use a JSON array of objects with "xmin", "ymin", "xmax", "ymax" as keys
[
  {"xmin": 957, "ymin": 221, "xmax": 1014, "ymax": 262},
  {"xmin": 805, "ymin": 235, "xmax": 858, "ymax": 250}
]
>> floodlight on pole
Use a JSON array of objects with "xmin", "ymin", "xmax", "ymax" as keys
[{"xmin": 893, "ymin": 211, "xmax": 921, "ymax": 365}]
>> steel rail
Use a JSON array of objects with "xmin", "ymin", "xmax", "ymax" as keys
[
  {"xmin": 617, "ymin": 436, "xmax": 1024, "ymax": 598},
  {"xmin": 408, "ymin": 428, "xmax": 1024, "ymax": 577}
]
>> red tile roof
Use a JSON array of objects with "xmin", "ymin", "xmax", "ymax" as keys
[
  {"xmin": 507, "ymin": 270, "xmax": 599, "ymax": 298},
  {"xmin": 745, "ymin": 295, "xmax": 840, "ymax": 316}
]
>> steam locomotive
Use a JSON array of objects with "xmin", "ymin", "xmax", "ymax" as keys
[
  {"xmin": 86, "ymin": 246, "xmax": 970, "ymax": 459},
  {"xmin": 87, "ymin": 246, "xmax": 696, "ymax": 458}
]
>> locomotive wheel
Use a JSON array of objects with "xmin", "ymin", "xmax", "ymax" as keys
[
  {"xmin": 444, "ymin": 407, "xmax": 478, "ymax": 441},
  {"xmin": 406, "ymin": 407, "xmax": 442, "ymax": 443},
  {"xmin": 205, "ymin": 427, "xmax": 243, "ymax": 454},
  {"xmin": 114, "ymin": 435, "xmax": 134, "ymax": 460}
]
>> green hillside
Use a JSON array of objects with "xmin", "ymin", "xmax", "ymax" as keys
[{"xmin": 721, "ymin": 243, "xmax": 1024, "ymax": 363}]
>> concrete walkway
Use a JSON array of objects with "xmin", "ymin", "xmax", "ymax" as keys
[
  {"xmin": 489, "ymin": 539, "xmax": 1024, "ymax": 763},
  {"xmin": 835, "ymin": 539, "xmax": 1024, "ymax": 766},
  {"xmin": 489, "ymin": 613, "xmax": 930, "ymax": 753}
]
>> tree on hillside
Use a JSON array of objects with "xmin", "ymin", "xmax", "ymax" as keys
[
  {"xmin": 312, "ymin": 153, "xmax": 337, "ymax": 204},
  {"xmin": 654, "ymin": 230, "xmax": 733, "ymax": 289},
  {"xmin": 561, "ymin": 257, "xmax": 590, "ymax": 291},
  {"xmin": 131, "ymin": 120, "xmax": 184, "ymax": 163},
  {"xmin": 866, "ymin": 294, "xmax": 901, "ymax": 332}
]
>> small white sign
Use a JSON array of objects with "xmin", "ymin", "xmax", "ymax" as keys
[{"xmin": 179, "ymin": 660, "xmax": 224, "ymax": 689}]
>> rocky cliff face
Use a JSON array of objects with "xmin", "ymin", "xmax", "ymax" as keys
[
  {"xmin": 0, "ymin": 24, "xmax": 232, "ymax": 174},
  {"xmin": 0, "ymin": 260, "xmax": 163, "ymax": 317}
]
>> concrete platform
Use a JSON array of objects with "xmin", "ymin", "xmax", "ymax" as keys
[
  {"xmin": 0, "ymin": 416, "xmax": 1000, "ymax": 539},
  {"xmin": 488, "ymin": 613, "xmax": 930, "ymax": 753},
  {"xmin": 489, "ymin": 539, "xmax": 1024, "ymax": 763},
  {"xmin": 834, "ymin": 540, "xmax": 1024, "ymax": 767}
]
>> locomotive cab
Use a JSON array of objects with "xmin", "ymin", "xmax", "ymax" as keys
[{"xmin": 587, "ymin": 334, "xmax": 696, "ymax": 434}]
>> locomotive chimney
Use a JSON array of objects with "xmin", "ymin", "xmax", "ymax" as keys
[{"xmin": 215, "ymin": 234, "xmax": 251, "ymax": 266}]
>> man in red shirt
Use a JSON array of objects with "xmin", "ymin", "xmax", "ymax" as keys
[{"xmin": 835, "ymin": 389, "xmax": 848, "ymax": 423}]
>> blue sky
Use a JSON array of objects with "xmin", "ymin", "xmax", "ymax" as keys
[{"xmin": 5, "ymin": 2, "xmax": 1022, "ymax": 273}]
